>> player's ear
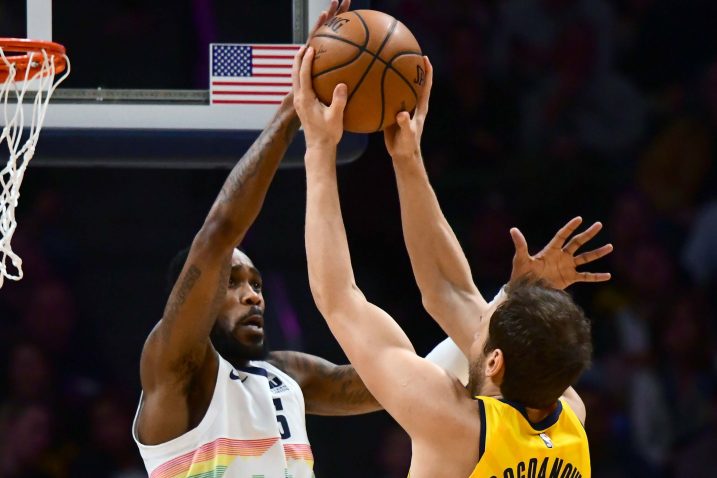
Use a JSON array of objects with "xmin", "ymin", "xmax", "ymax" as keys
[{"xmin": 485, "ymin": 349, "xmax": 504, "ymax": 379}]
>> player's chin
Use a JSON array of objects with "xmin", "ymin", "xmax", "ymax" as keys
[
  {"xmin": 237, "ymin": 337, "xmax": 267, "ymax": 361},
  {"xmin": 235, "ymin": 324, "xmax": 265, "ymax": 345}
]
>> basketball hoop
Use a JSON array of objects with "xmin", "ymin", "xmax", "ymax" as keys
[{"xmin": 0, "ymin": 38, "xmax": 69, "ymax": 288}]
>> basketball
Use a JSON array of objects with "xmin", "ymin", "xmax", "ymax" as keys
[{"xmin": 308, "ymin": 9, "xmax": 425, "ymax": 133}]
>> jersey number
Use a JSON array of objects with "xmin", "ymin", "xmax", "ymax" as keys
[{"xmin": 273, "ymin": 398, "xmax": 292, "ymax": 439}]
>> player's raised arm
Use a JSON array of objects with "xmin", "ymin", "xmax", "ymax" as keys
[
  {"xmin": 139, "ymin": 0, "xmax": 352, "ymax": 386},
  {"xmin": 137, "ymin": 82, "xmax": 303, "ymax": 446},
  {"xmin": 384, "ymin": 57, "xmax": 488, "ymax": 356},
  {"xmin": 140, "ymin": 92, "xmax": 299, "ymax": 369},
  {"xmin": 295, "ymin": 47, "xmax": 472, "ymax": 446},
  {"xmin": 385, "ymin": 58, "xmax": 614, "ymax": 357}
]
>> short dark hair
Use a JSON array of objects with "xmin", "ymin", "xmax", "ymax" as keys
[{"xmin": 484, "ymin": 280, "xmax": 592, "ymax": 408}]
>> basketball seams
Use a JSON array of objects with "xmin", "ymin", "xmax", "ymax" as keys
[
  {"xmin": 378, "ymin": 51, "xmax": 423, "ymax": 130},
  {"xmin": 346, "ymin": 18, "xmax": 398, "ymax": 105},
  {"xmin": 312, "ymin": 11, "xmax": 370, "ymax": 80},
  {"xmin": 351, "ymin": 10, "xmax": 370, "ymax": 43},
  {"xmin": 379, "ymin": 65, "xmax": 388, "ymax": 131},
  {"xmin": 309, "ymin": 11, "xmax": 422, "ymax": 133},
  {"xmin": 311, "ymin": 36, "xmax": 422, "ymax": 89},
  {"xmin": 384, "ymin": 51, "xmax": 423, "ymax": 99},
  {"xmin": 311, "ymin": 36, "xmax": 364, "ymax": 80}
]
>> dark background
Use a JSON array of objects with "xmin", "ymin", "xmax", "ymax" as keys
[{"xmin": 1, "ymin": 0, "xmax": 717, "ymax": 477}]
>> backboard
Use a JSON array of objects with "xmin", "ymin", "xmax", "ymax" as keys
[{"xmin": 2, "ymin": 0, "xmax": 369, "ymax": 168}]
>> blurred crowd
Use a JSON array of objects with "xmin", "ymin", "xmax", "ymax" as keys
[{"xmin": 1, "ymin": 0, "xmax": 716, "ymax": 477}]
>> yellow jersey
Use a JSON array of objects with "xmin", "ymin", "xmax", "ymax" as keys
[{"xmin": 469, "ymin": 396, "xmax": 590, "ymax": 478}]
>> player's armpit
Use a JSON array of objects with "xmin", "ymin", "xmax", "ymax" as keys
[{"xmin": 268, "ymin": 351, "xmax": 381, "ymax": 416}]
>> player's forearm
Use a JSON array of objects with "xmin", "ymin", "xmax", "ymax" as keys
[
  {"xmin": 306, "ymin": 364, "xmax": 382, "ymax": 416},
  {"xmin": 202, "ymin": 96, "xmax": 300, "ymax": 246},
  {"xmin": 391, "ymin": 154, "xmax": 489, "ymax": 355},
  {"xmin": 268, "ymin": 351, "xmax": 382, "ymax": 415},
  {"xmin": 392, "ymin": 154, "xmax": 484, "ymax": 301},
  {"xmin": 304, "ymin": 145, "xmax": 360, "ymax": 315}
]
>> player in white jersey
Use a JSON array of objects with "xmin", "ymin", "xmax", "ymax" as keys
[{"xmin": 131, "ymin": 5, "xmax": 367, "ymax": 478}]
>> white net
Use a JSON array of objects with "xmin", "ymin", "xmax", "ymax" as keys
[{"xmin": 0, "ymin": 46, "xmax": 70, "ymax": 288}]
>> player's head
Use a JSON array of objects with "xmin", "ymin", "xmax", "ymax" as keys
[
  {"xmin": 468, "ymin": 280, "xmax": 592, "ymax": 409},
  {"xmin": 167, "ymin": 247, "xmax": 268, "ymax": 363}
]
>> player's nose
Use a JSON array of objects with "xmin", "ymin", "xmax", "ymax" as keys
[{"xmin": 240, "ymin": 286, "xmax": 262, "ymax": 306}]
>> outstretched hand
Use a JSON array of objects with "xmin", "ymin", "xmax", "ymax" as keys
[
  {"xmin": 384, "ymin": 56, "xmax": 433, "ymax": 161},
  {"xmin": 308, "ymin": 0, "xmax": 351, "ymax": 39},
  {"xmin": 509, "ymin": 217, "xmax": 613, "ymax": 290},
  {"xmin": 292, "ymin": 46, "xmax": 347, "ymax": 149},
  {"xmin": 283, "ymin": 0, "xmax": 351, "ymax": 108}
]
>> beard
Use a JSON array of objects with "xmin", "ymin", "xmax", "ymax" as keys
[
  {"xmin": 467, "ymin": 352, "xmax": 486, "ymax": 397},
  {"xmin": 210, "ymin": 321, "xmax": 269, "ymax": 364}
]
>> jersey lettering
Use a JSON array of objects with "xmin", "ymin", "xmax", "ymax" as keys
[{"xmin": 273, "ymin": 397, "xmax": 292, "ymax": 439}]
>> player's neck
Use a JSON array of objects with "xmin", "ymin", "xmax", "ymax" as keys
[
  {"xmin": 477, "ymin": 381, "xmax": 502, "ymax": 399},
  {"xmin": 219, "ymin": 353, "xmax": 252, "ymax": 370},
  {"xmin": 232, "ymin": 358, "xmax": 252, "ymax": 369},
  {"xmin": 524, "ymin": 402, "xmax": 559, "ymax": 423}
]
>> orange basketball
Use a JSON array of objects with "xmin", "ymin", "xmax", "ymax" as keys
[{"xmin": 308, "ymin": 10, "xmax": 425, "ymax": 134}]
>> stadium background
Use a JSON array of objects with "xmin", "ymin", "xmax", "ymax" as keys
[{"xmin": 0, "ymin": 0, "xmax": 716, "ymax": 476}]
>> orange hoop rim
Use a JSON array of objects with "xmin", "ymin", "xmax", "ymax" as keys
[{"xmin": 0, "ymin": 38, "xmax": 67, "ymax": 82}]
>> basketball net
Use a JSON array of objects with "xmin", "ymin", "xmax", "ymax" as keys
[{"xmin": 0, "ymin": 46, "xmax": 70, "ymax": 288}]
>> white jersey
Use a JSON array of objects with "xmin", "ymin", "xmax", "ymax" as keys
[{"xmin": 133, "ymin": 355, "xmax": 314, "ymax": 478}]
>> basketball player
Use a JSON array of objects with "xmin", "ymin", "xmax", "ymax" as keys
[{"xmin": 295, "ymin": 43, "xmax": 610, "ymax": 477}]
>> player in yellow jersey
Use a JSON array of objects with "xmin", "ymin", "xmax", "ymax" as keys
[{"xmin": 294, "ymin": 46, "xmax": 610, "ymax": 477}]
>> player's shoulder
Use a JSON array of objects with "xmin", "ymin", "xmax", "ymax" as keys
[{"xmin": 560, "ymin": 388, "xmax": 587, "ymax": 425}]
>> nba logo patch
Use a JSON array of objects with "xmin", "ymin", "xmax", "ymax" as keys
[{"xmin": 539, "ymin": 433, "xmax": 554, "ymax": 448}]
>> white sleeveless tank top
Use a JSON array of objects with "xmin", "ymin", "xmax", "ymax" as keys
[{"xmin": 132, "ymin": 354, "xmax": 314, "ymax": 478}]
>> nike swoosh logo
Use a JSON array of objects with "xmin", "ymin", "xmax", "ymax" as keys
[{"xmin": 230, "ymin": 370, "xmax": 248, "ymax": 382}]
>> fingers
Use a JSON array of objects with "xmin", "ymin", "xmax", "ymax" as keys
[
  {"xmin": 329, "ymin": 83, "xmax": 348, "ymax": 119},
  {"xmin": 309, "ymin": 9, "xmax": 329, "ymax": 39},
  {"xmin": 309, "ymin": 0, "xmax": 346, "ymax": 40},
  {"xmin": 327, "ymin": 0, "xmax": 340, "ymax": 18},
  {"xmin": 292, "ymin": 45, "xmax": 307, "ymax": 95},
  {"xmin": 300, "ymin": 47, "xmax": 315, "ymax": 96},
  {"xmin": 576, "ymin": 272, "xmax": 612, "ymax": 283},
  {"xmin": 546, "ymin": 216, "xmax": 582, "ymax": 250},
  {"xmin": 574, "ymin": 243, "xmax": 613, "ymax": 266},
  {"xmin": 337, "ymin": 0, "xmax": 351, "ymax": 15},
  {"xmin": 564, "ymin": 221, "xmax": 602, "ymax": 255},
  {"xmin": 415, "ymin": 56, "xmax": 433, "ymax": 120},
  {"xmin": 396, "ymin": 111, "xmax": 411, "ymax": 128},
  {"xmin": 510, "ymin": 227, "xmax": 529, "ymax": 258}
]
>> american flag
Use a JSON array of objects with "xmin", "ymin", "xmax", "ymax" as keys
[{"xmin": 210, "ymin": 44, "xmax": 301, "ymax": 105}]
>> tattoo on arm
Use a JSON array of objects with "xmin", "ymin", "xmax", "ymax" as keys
[
  {"xmin": 270, "ymin": 351, "xmax": 379, "ymax": 413},
  {"xmin": 163, "ymin": 265, "xmax": 202, "ymax": 326},
  {"xmin": 210, "ymin": 261, "xmax": 232, "ymax": 313},
  {"xmin": 217, "ymin": 111, "xmax": 301, "ymax": 207},
  {"xmin": 217, "ymin": 146, "xmax": 263, "ymax": 205},
  {"xmin": 326, "ymin": 365, "xmax": 376, "ymax": 406}
]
